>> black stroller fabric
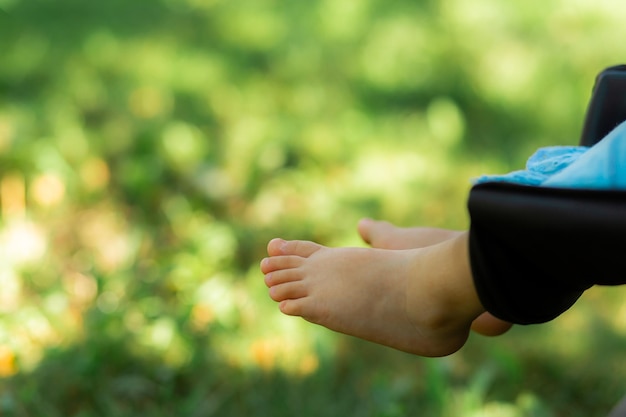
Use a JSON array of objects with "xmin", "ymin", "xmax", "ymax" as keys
[
  {"xmin": 468, "ymin": 182, "xmax": 626, "ymax": 324},
  {"xmin": 468, "ymin": 65, "xmax": 626, "ymax": 325}
]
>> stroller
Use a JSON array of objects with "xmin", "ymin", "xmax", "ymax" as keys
[
  {"xmin": 585, "ymin": 64, "xmax": 626, "ymax": 417},
  {"xmin": 469, "ymin": 65, "xmax": 626, "ymax": 416}
]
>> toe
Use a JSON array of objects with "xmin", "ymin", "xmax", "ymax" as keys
[
  {"xmin": 269, "ymin": 282, "xmax": 308, "ymax": 302},
  {"xmin": 261, "ymin": 255, "xmax": 305, "ymax": 274},
  {"xmin": 357, "ymin": 218, "xmax": 374, "ymax": 244},
  {"xmin": 265, "ymin": 268, "xmax": 304, "ymax": 286},
  {"xmin": 268, "ymin": 239, "xmax": 322, "ymax": 258},
  {"xmin": 281, "ymin": 298, "xmax": 328, "ymax": 324},
  {"xmin": 357, "ymin": 218, "xmax": 394, "ymax": 247},
  {"xmin": 278, "ymin": 298, "xmax": 307, "ymax": 317},
  {"xmin": 267, "ymin": 238, "xmax": 286, "ymax": 256}
]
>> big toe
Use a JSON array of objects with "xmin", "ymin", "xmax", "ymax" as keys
[
  {"xmin": 267, "ymin": 239, "xmax": 323, "ymax": 257},
  {"xmin": 358, "ymin": 218, "xmax": 395, "ymax": 247}
]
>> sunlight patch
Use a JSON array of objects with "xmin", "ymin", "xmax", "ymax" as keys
[
  {"xmin": 0, "ymin": 269, "xmax": 21, "ymax": 313},
  {"xmin": 31, "ymin": 172, "xmax": 65, "ymax": 207},
  {"xmin": 0, "ymin": 220, "xmax": 47, "ymax": 267},
  {"xmin": 195, "ymin": 274, "xmax": 239, "ymax": 328},
  {"xmin": 1, "ymin": 173, "xmax": 25, "ymax": 218}
]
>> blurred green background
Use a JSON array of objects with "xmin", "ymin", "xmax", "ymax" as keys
[{"xmin": 1, "ymin": 0, "xmax": 626, "ymax": 415}]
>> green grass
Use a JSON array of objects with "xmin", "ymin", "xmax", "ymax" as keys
[{"xmin": 1, "ymin": 0, "xmax": 626, "ymax": 415}]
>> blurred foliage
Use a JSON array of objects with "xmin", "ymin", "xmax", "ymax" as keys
[{"xmin": 1, "ymin": 0, "xmax": 626, "ymax": 415}]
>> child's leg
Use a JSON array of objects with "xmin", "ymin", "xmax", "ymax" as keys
[
  {"xmin": 260, "ymin": 233, "xmax": 484, "ymax": 357},
  {"xmin": 358, "ymin": 218, "xmax": 512, "ymax": 337}
]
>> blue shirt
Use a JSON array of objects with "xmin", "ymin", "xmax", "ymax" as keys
[{"xmin": 474, "ymin": 120, "xmax": 626, "ymax": 189}]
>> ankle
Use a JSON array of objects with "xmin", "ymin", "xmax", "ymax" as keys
[{"xmin": 406, "ymin": 233, "xmax": 484, "ymax": 335}]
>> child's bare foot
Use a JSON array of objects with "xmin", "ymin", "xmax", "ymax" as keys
[
  {"xmin": 357, "ymin": 218, "xmax": 513, "ymax": 337},
  {"xmin": 260, "ymin": 234, "xmax": 484, "ymax": 357}
]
